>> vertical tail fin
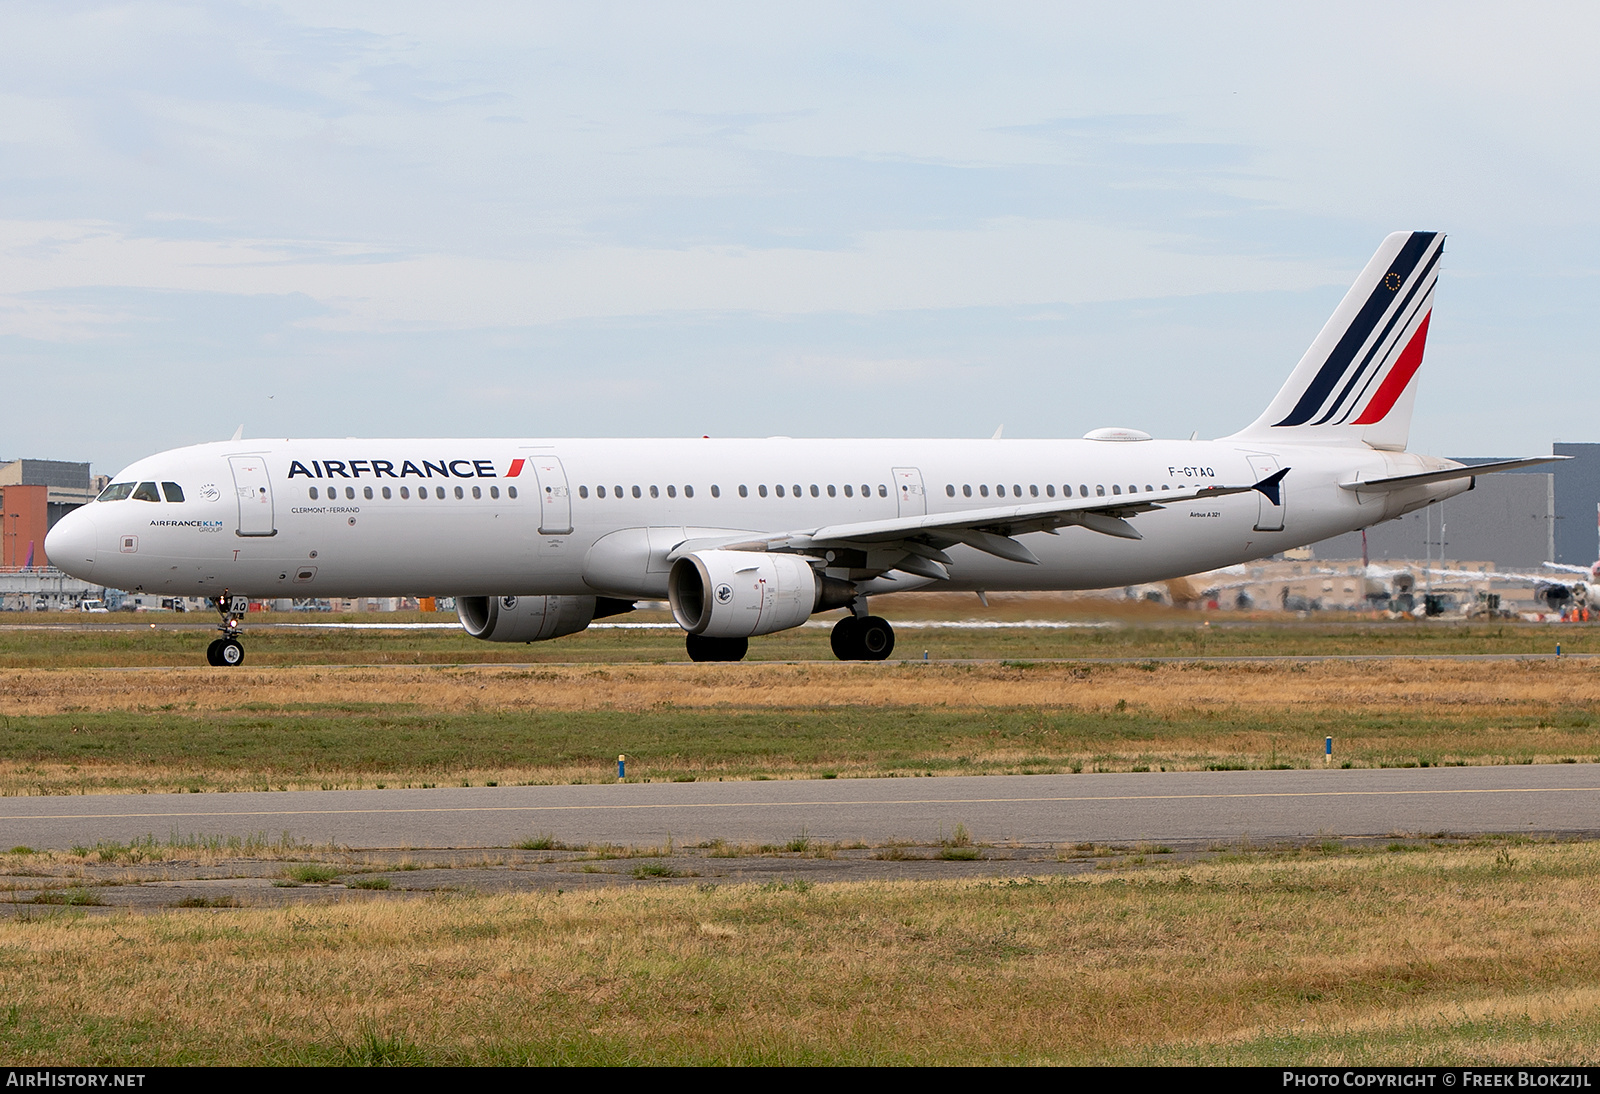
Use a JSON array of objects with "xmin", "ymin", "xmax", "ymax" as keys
[{"xmin": 1227, "ymin": 231, "xmax": 1443, "ymax": 451}]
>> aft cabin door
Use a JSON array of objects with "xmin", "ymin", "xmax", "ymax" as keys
[
  {"xmin": 531, "ymin": 456, "xmax": 573, "ymax": 535},
  {"xmin": 893, "ymin": 467, "xmax": 927, "ymax": 518},
  {"xmin": 228, "ymin": 456, "xmax": 276, "ymax": 537},
  {"xmin": 1246, "ymin": 455, "xmax": 1285, "ymax": 532}
]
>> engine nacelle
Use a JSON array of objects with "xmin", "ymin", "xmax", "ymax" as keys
[
  {"xmin": 456, "ymin": 595, "xmax": 596, "ymax": 642},
  {"xmin": 668, "ymin": 551, "xmax": 825, "ymax": 637}
]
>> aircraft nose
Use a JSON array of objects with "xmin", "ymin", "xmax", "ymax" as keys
[{"xmin": 45, "ymin": 508, "xmax": 97, "ymax": 579}]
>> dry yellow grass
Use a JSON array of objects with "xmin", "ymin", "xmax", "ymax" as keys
[
  {"xmin": 6, "ymin": 657, "xmax": 1600, "ymax": 715},
  {"xmin": 3, "ymin": 658, "xmax": 1599, "ymax": 794},
  {"xmin": 2, "ymin": 840, "xmax": 1598, "ymax": 1064}
]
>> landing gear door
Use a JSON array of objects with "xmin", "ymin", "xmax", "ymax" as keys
[
  {"xmin": 531, "ymin": 456, "xmax": 573, "ymax": 535},
  {"xmin": 228, "ymin": 456, "xmax": 276, "ymax": 537},
  {"xmin": 893, "ymin": 467, "xmax": 927, "ymax": 518},
  {"xmin": 1246, "ymin": 455, "xmax": 1285, "ymax": 532}
]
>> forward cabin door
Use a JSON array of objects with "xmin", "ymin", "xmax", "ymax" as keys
[
  {"xmin": 893, "ymin": 467, "xmax": 927, "ymax": 518},
  {"xmin": 228, "ymin": 456, "xmax": 276, "ymax": 537},
  {"xmin": 1245, "ymin": 454, "xmax": 1285, "ymax": 532},
  {"xmin": 531, "ymin": 455, "xmax": 573, "ymax": 535}
]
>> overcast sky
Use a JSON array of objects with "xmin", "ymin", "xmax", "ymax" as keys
[{"xmin": 3, "ymin": 2, "xmax": 1596, "ymax": 474}]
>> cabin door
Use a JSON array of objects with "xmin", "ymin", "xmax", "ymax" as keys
[
  {"xmin": 1246, "ymin": 455, "xmax": 1285, "ymax": 532},
  {"xmin": 530, "ymin": 455, "xmax": 573, "ymax": 535},
  {"xmin": 228, "ymin": 456, "xmax": 277, "ymax": 537}
]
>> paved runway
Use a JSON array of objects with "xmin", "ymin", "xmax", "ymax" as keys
[{"xmin": 5, "ymin": 765, "xmax": 1600, "ymax": 850}]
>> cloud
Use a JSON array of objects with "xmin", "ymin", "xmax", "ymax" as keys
[{"xmin": 0, "ymin": 217, "xmax": 1342, "ymax": 336}]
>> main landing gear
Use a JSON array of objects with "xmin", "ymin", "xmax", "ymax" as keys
[
  {"xmin": 206, "ymin": 592, "xmax": 247, "ymax": 667},
  {"xmin": 830, "ymin": 614, "xmax": 895, "ymax": 661},
  {"xmin": 685, "ymin": 634, "xmax": 749, "ymax": 663}
]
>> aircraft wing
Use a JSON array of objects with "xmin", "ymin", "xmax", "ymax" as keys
[
  {"xmin": 668, "ymin": 469, "xmax": 1288, "ymax": 577},
  {"xmin": 1339, "ymin": 455, "xmax": 1567, "ymax": 493}
]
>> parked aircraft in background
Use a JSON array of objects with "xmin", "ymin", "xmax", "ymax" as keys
[{"xmin": 46, "ymin": 231, "xmax": 1560, "ymax": 665}]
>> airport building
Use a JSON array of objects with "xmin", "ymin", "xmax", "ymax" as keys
[{"xmin": 0, "ymin": 458, "xmax": 102, "ymax": 569}]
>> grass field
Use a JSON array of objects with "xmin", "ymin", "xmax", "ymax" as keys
[
  {"xmin": 2, "ymin": 837, "xmax": 1596, "ymax": 1065},
  {"xmin": 0, "ymin": 605, "xmax": 1595, "ymax": 666},
  {"xmin": 3, "ymin": 614, "xmax": 1599, "ymax": 793}
]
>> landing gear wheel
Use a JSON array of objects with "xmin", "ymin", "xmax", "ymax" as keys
[
  {"xmin": 205, "ymin": 639, "xmax": 223, "ymax": 666},
  {"xmin": 830, "ymin": 616, "xmax": 861, "ymax": 660},
  {"xmin": 216, "ymin": 638, "xmax": 245, "ymax": 667},
  {"xmin": 685, "ymin": 634, "xmax": 749, "ymax": 663},
  {"xmin": 857, "ymin": 616, "xmax": 895, "ymax": 661}
]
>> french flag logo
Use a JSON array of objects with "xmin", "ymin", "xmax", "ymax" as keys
[{"xmin": 507, "ymin": 459, "xmax": 525, "ymax": 478}]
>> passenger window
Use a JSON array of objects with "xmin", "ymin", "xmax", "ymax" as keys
[
  {"xmin": 132, "ymin": 482, "xmax": 160, "ymax": 502},
  {"xmin": 1160, "ymin": 484, "xmax": 1170, "ymax": 491},
  {"xmin": 1112, "ymin": 485, "xmax": 1122, "ymax": 495},
  {"xmin": 844, "ymin": 484, "xmax": 853, "ymax": 497},
  {"xmin": 878, "ymin": 485, "xmax": 887, "ymax": 497},
  {"xmin": 1029, "ymin": 485, "xmax": 1038, "ymax": 497},
  {"xmin": 400, "ymin": 486, "xmax": 410, "ymax": 499},
  {"xmin": 490, "ymin": 486, "xmax": 500, "ymax": 498},
  {"xmin": 454, "ymin": 486, "xmax": 464, "ymax": 499},
  {"xmin": 758, "ymin": 485, "xmax": 767, "ymax": 497},
  {"xmin": 861, "ymin": 485, "xmax": 871, "ymax": 497},
  {"xmin": 963, "ymin": 485, "xmax": 972, "ymax": 498},
  {"xmin": 596, "ymin": 486, "xmax": 606, "ymax": 498},
  {"xmin": 685, "ymin": 485, "xmax": 694, "ymax": 498},
  {"xmin": 810, "ymin": 484, "xmax": 819, "ymax": 497},
  {"xmin": 309, "ymin": 487, "xmax": 319, "ymax": 500},
  {"xmin": 364, "ymin": 486, "xmax": 374, "ymax": 500},
  {"xmin": 1046, "ymin": 485, "xmax": 1056, "ymax": 497},
  {"xmin": 1079, "ymin": 485, "xmax": 1089, "ymax": 497},
  {"xmin": 775, "ymin": 485, "xmax": 785, "ymax": 498},
  {"xmin": 508, "ymin": 486, "xmax": 518, "ymax": 499},
  {"xmin": 579, "ymin": 486, "xmax": 589, "ymax": 498},
  {"xmin": 1145, "ymin": 485, "xmax": 1154, "ymax": 492},
  {"xmin": 793, "ymin": 484, "xmax": 802, "ymax": 497},
  {"xmin": 712, "ymin": 485, "xmax": 722, "ymax": 498},
  {"xmin": 666, "ymin": 485, "xmax": 676, "ymax": 498},
  {"xmin": 1096, "ymin": 485, "xmax": 1106, "ymax": 496},
  {"xmin": 1127, "ymin": 485, "xmax": 1136, "ymax": 493},
  {"xmin": 1013, "ymin": 484, "xmax": 1022, "ymax": 496},
  {"xmin": 382, "ymin": 487, "xmax": 392, "ymax": 499},
  {"xmin": 98, "ymin": 482, "xmax": 135, "ymax": 502},
  {"xmin": 161, "ymin": 482, "xmax": 185, "ymax": 503},
  {"xmin": 827, "ymin": 485, "xmax": 836, "ymax": 497},
  {"xmin": 632, "ymin": 486, "xmax": 641, "ymax": 498},
  {"xmin": 650, "ymin": 485, "xmax": 659, "ymax": 498},
  {"xmin": 979, "ymin": 485, "xmax": 989, "ymax": 497},
  {"xmin": 434, "ymin": 487, "xmax": 445, "ymax": 499},
  {"xmin": 945, "ymin": 484, "xmax": 955, "ymax": 497},
  {"xmin": 614, "ymin": 485, "xmax": 622, "ymax": 497},
  {"xmin": 737, "ymin": 485, "xmax": 747, "ymax": 497}
]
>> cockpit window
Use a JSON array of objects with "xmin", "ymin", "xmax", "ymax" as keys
[
  {"xmin": 98, "ymin": 482, "xmax": 135, "ymax": 502},
  {"xmin": 131, "ymin": 482, "xmax": 161, "ymax": 502},
  {"xmin": 161, "ymin": 482, "xmax": 185, "ymax": 503}
]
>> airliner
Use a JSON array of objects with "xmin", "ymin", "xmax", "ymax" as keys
[{"xmin": 45, "ymin": 231, "xmax": 1557, "ymax": 666}]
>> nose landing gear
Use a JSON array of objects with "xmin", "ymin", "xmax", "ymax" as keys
[{"xmin": 206, "ymin": 592, "xmax": 248, "ymax": 667}]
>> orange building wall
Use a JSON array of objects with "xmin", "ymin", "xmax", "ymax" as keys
[{"xmin": 1, "ymin": 484, "xmax": 49, "ymax": 568}]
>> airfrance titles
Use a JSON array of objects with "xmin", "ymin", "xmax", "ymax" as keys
[{"xmin": 286, "ymin": 458, "xmax": 524, "ymax": 480}]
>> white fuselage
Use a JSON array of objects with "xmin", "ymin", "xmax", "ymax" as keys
[{"xmin": 47, "ymin": 436, "xmax": 1468, "ymax": 603}]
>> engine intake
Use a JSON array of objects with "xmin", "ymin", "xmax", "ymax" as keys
[
  {"xmin": 668, "ymin": 550, "xmax": 851, "ymax": 637},
  {"xmin": 457, "ymin": 595, "xmax": 598, "ymax": 642}
]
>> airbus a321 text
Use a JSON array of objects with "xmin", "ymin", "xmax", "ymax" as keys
[{"xmin": 46, "ymin": 232, "xmax": 1559, "ymax": 665}]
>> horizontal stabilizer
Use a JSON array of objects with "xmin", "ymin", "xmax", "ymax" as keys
[{"xmin": 1339, "ymin": 455, "xmax": 1568, "ymax": 493}]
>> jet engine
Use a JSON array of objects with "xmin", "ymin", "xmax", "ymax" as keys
[
  {"xmin": 456, "ymin": 594, "xmax": 599, "ymax": 642},
  {"xmin": 668, "ymin": 550, "xmax": 852, "ymax": 637}
]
